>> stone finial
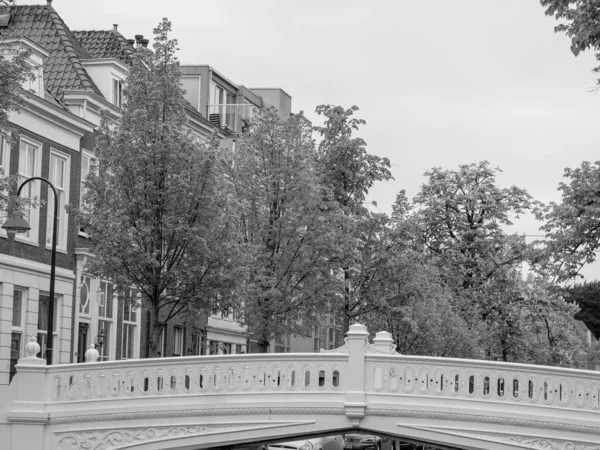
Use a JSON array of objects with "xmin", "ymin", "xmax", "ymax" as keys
[
  {"xmin": 25, "ymin": 336, "xmax": 41, "ymax": 358},
  {"xmin": 347, "ymin": 323, "xmax": 369, "ymax": 338},
  {"xmin": 85, "ymin": 344, "xmax": 99, "ymax": 363},
  {"xmin": 372, "ymin": 331, "xmax": 397, "ymax": 354}
]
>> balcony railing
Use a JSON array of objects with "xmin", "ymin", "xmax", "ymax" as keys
[{"xmin": 207, "ymin": 103, "xmax": 255, "ymax": 134}]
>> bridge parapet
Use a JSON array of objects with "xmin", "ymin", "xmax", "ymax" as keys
[
  {"xmin": 44, "ymin": 352, "xmax": 347, "ymax": 405},
  {"xmin": 3, "ymin": 324, "xmax": 600, "ymax": 450},
  {"xmin": 365, "ymin": 353, "xmax": 600, "ymax": 413}
]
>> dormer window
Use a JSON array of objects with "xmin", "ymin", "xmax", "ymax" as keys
[
  {"xmin": 24, "ymin": 65, "xmax": 43, "ymax": 97},
  {"xmin": 2, "ymin": 37, "xmax": 48, "ymax": 98},
  {"xmin": 112, "ymin": 78, "xmax": 124, "ymax": 108}
]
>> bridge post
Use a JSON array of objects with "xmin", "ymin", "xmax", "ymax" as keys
[
  {"xmin": 345, "ymin": 323, "xmax": 369, "ymax": 427},
  {"xmin": 6, "ymin": 337, "xmax": 48, "ymax": 450}
]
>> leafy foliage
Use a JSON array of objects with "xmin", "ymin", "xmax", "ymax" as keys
[
  {"xmin": 541, "ymin": 0, "xmax": 600, "ymax": 84},
  {"xmin": 77, "ymin": 19, "xmax": 242, "ymax": 355},
  {"xmin": 413, "ymin": 161, "xmax": 537, "ymax": 291},
  {"xmin": 228, "ymin": 107, "xmax": 345, "ymax": 351},
  {"xmin": 0, "ymin": 1, "xmax": 35, "ymax": 216},
  {"xmin": 541, "ymin": 161, "xmax": 600, "ymax": 281},
  {"xmin": 314, "ymin": 105, "xmax": 393, "ymax": 332}
]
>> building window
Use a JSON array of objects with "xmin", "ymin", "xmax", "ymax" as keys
[
  {"xmin": 112, "ymin": 78, "xmax": 124, "ymax": 108},
  {"xmin": 122, "ymin": 296, "xmax": 138, "ymax": 360},
  {"xmin": 192, "ymin": 330, "xmax": 206, "ymax": 355},
  {"xmin": 37, "ymin": 292, "xmax": 59, "ymax": 363},
  {"xmin": 173, "ymin": 327, "xmax": 184, "ymax": 356},
  {"xmin": 0, "ymin": 133, "xmax": 10, "ymax": 238},
  {"xmin": 235, "ymin": 344, "xmax": 244, "ymax": 354},
  {"xmin": 24, "ymin": 65, "xmax": 43, "ymax": 97},
  {"xmin": 46, "ymin": 151, "xmax": 69, "ymax": 251},
  {"xmin": 79, "ymin": 151, "xmax": 95, "ymax": 235},
  {"xmin": 328, "ymin": 327, "xmax": 337, "ymax": 350},
  {"xmin": 97, "ymin": 281, "xmax": 114, "ymax": 361},
  {"xmin": 79, "ymin": 275, "xmax": 91, "ymax": 316},
  {"xmin": 313, "ymin": 325, "xmax": 320, "ymax": 352},
  {"xmin": 10, "ymin": 288, "xmax": 26, "ymax": 382},
  {"xmin": 157, "ymin": 324, "xmax": 166, "ymax": 357},
  {"xmin": 18, "ymin": 138, "xmax": 41, "ymax": 242}
]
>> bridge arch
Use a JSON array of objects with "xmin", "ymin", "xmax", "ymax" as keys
[{"xmin": 2, "ymin": 325, "xmax": 600, "ymax": 450}]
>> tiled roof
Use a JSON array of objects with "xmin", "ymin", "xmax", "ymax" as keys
[
  {"xmin": 72, "ymin": 30, "xmax": 135, "ymax": 65},
  {"xmin": 0, "ymin": 4, "xmax": 104, "ymax": 100}
]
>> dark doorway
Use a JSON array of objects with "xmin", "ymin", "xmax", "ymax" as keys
[{"xmin": 77, "ymin": 322, "xmax": 89, "ymax": 363}]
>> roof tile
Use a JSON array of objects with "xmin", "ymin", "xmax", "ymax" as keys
[{"xmin": 0, "ymin": 4, "xmax": 105, "ymax": 101}]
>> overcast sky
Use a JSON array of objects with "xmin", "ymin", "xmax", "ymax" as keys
[{"xmin": 53, "ymin": 0, "xmax": 600, "ymax": 280}]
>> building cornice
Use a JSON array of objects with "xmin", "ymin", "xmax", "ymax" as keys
[
  {"xmin": 0, "ymin": 252, "xmax": 75, "ymax": 281},
  {"xmin": 80, "ymin": 58, "xmax": 129, "ymax": 73},
  {"xmin": 19, "ymin": 91, "xmax": 96, "ymax": 135}
]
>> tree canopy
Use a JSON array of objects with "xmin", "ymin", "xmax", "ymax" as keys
[
  {"xmin": 227, "ymin": 107, "xmax": 346, "ymax": 351},
  {"xmin": 78, "ymin": 19, "xmax": 242, "ymax": 356}
]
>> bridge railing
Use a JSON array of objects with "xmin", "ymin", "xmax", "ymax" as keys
[
  {"xmin": 41, "ymin": 352, "xmax": 348, "ymax": 405},
  {"xmin": 364, "ymin": 353, "xmax": 600, "ymax": 412},
  {"xmin": 8, "ymin": 324, "xmax": 600, "ymax": 421}
]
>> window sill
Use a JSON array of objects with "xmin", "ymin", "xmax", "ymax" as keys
[
  {"xmin": 45, "ymin": 245, "xmax": 68, "ymax": 255},
  {"xmin": 14, "ymin": 236, "xmax": 39, "ymax": 247}
]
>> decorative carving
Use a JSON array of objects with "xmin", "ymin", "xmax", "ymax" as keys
[
  {"xmin": 57, "ymin": 426, "xmax": 212, "ymax": 450},
  {"xmin": 25, "ymin": 335, "xmax": 41, "ymax": 358},
  {"xmin": 505, "ymin": 436, "xmax": 600, "ymax": 450}
]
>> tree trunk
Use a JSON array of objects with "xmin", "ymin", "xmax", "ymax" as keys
[
  {"xmin": 343, "ymin": 267, "xmax": 351, "ymax": 333},
  {"xmin": 148, "ymin": 306, "xmax": 162, "ymax": 358},
  {"xmin": 257, "ymin": 338, "xmax": 270, "ymax": 353}
]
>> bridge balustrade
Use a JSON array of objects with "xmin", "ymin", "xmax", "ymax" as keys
[
  {"xmin": 44, "ymin": 353, "xmax": 348, "ymax": 404},
  {"xmin": 3, "ymin": 324, "xmax": 600, "ymax": 450},
  {"xmin": 365, "ymin": 354, "xmax": 600, "ymax": 412}
]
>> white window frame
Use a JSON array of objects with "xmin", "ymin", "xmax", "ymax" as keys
[
  {"xmin": 79, "ymin": 150, "xmax": 95, "ymax": 236},
  {"xmin": 46, "ymin": 149, "xmax": 70, "ymax": 252},
  {"xmin": 79, "ymin": 275, "xmax": 92, "ymax": 318},
  {"xmin": 122, "ymin": 298, "xmax": 139, "ymax": 360},
  {"xmin": 112, "ymin": 76, "xmax": 124, "ymax": 108},
  {"xmin": 173, "ymin": 326, "xmax": 184, "ymax": 356},
  {"xmin": 10, "ymin": 287, "xmax": 26, "ymax": 378},
  {"xmin": 157, "ymin": 324, "xmax": 167, "ymax": 357},
  {"xmin": 37, "ymin": 292, "xmax": 60, "ymax": 364},
  {"xmin": 97, "ymin": 280, "xmax": 115, "ymax": 362},
  {"xmin": 0, "ymin": 132, "xmax": 11, "ymax": 238},
  {"xmin": 24, "ymin": 64, "xmax": 43, "ymax": 97},
  {"xmin": 16, "ymin": 137, "xmax": 42, "ymax": 245}
]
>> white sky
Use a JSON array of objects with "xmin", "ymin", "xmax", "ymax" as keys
[{"xmin": 52, "ymin": 0, "xmax": 600, "ymax": 280}]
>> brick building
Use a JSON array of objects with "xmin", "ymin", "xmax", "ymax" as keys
[{"xmin": 0, "ymin": 1, "xmax": 310, "ymax": 386}]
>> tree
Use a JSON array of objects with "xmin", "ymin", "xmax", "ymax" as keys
[
  {"xmin": 540, "ymin": 161, "xmax": 600, "ymax": 281},
  {"xmin": 0, "ymin": 0, "xmax": 35, "ymax": 217},
  {"xmin": 0, "ymin": 0, "xmax": 34, "ymax": 127},
  {"xmin": 541, "ymin": 0, "xmax": 600, "ymax": 85},
  {"xmin": 78, "ymin": 19, "xmax": 241, "ymax": 356},
  {"xmin": 228, "ymin": 107, "xmax": 344, "ymax": 352},
  {"xmin": 413, "ymin": 161, "xmax": 538, "ymax": 292},
  {"xmin": 314, "ymin": 105, "xmax": 393, "ymax": 332}
]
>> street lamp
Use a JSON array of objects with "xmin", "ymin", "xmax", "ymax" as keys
[
  {"xmin": 3, "ymin": 176, "xmax": 59, "ymax": 365},
  {"xmin": 96, "ymin": 328, "xmax": 106, "ymax": 350}
]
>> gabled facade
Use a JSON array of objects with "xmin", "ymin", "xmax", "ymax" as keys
[{"xmin": 0, "ymin": 2, "xmax": 307, "ymax": 385}]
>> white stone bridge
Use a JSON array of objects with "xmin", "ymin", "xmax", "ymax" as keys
[{"xmin": 1, "ymin": 324, "xmax": 600, "ymax": 450}]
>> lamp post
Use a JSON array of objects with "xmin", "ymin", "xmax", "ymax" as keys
[{"xmin": 3, "ymin": 176, "xmax": 58, "ymax": 365}]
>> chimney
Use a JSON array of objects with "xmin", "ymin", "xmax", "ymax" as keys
[
  {"xmin": 134, "ymin": 34, "xmax": 143, "ymax": 47},
  {"xmin": 127, "ymin": 39, "xmax": 135, "ymax": 47},
  {"xmin": 113, "ymin": 24, "xmax": 118, "ymax": 32},
  {"xmin": 47, "ymin": 0, "xmax": 52, "ymax": 5},
  {"xmin": 140, "ymin": 38, "xmax": 149, "ymax": 48}
]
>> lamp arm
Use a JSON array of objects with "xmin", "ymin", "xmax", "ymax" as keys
[{"xmin": 15, "ymin": 176, "xmax": 59, "ymax": 365}]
